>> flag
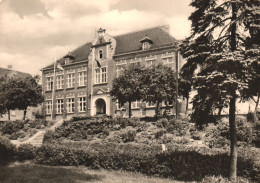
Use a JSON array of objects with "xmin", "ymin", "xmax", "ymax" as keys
[
  {"xmin": 57, "ymin": 61, "xmax": 64, "ymax": 70},
  {"xmin": 96, "ymin": 59, "xmax": 101, "ymax": 68}
]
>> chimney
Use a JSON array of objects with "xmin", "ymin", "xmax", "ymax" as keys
[{"xmin": 7, "ymin": 65, "xmax": 12, "ymax": 70}]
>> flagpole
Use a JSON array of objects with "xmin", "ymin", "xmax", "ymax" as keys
[
  {"xmin": 51, "ymin": 58, "xmax": 56, "ymax": 120},
  {"xmin": 91, "ymin": 49, "xmax": 94, "ymax": 116}
]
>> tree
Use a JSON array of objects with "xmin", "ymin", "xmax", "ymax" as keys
[
  {"xmin": 142, "ymin": 64, "xmax": 176, "ymax": 118},
  {"xmin": 0, "ymin": 73, "xmax": 44, "ymax": 120},
  {"xmin": 183, "ymin": 0, "xmax": 259, "ymax": 181},
  {"xmin": 110, "ymin": 63, "xmax": 144, "ymax": 118}
]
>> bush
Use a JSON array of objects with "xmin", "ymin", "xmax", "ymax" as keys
[
  {"xmin": 32, "ymin": 141, "xmax": 259, "ymax": 182},
  {"xmin": 0, "ymin": 136, "xmax": 16, "ymax": 164},
  {"xmin": 121, "ymin": 130, "xmax": 136, "ymax": 142},
  {"xmin": 167, "ymin": 119, "xmax": 189, "ymax": 136},
  {"xmin": 156, "ymin": 118, "xmax": 169, "ymax": 128},
  {"xmin": 247, "ymin": 112, "xmax": 255, "ymax": 122},
  {"xmin": 154, "ymin": 129, "xmax": 166, "ymax": 139},
  {"xmin": 191, "ymin": 131, "xmax": 201, "ymax": 140},
  {"xmin": 16, "ymin": 143, "xmax": 36, "ymax": 161}
]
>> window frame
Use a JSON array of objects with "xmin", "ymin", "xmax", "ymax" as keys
[
  {"xmin": 46, "ymin": 76, "xmax": 53, "ymax": 91},
  {"xmin": 95, "ymin": 66, "xmax": 107, "ymax": 84},
  {"xmin": 56, "ymin": 99, "xmax": 64, "ymax": 114},
  {"xmin": 78, "ymin": 71, "xmax": 86, "ymax": 86},
  {"xmin": 98, "ymin": 49, "xmax": 103, "ymax": 59},
  {"xmin": 56, "ymin": 75, "xmax": 63, "ymax": 89},
  {"xmin": 67, "ymin": 98, "xmax": 75, "ymax": 113},
  {"xmin": 46, "ymin": 100, "xmax": 52, "ymax": 114},
  {"xmin": 78, "ymin": 97, "xmax": 86, "ymax": 112},
  {"xmin": 67, "ymin": 73, "xmax": 75, "ymax": 88}
]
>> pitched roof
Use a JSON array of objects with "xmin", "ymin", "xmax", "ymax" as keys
[
  {"xmin": 114, "ymin": 25, "xmax": 177, "ymax": 55},
  {"xmin": 0, "ymin": 67, "xmax": 30, "ymax": 78},
  {"xmin": 42, "ymin": 25, "xmax": 177, "ymax": 70},
  {"xmin": 42, "ymin": 42, "xmax": 92, "ymax": 70}
]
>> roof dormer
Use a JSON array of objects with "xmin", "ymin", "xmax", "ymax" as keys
[
  {"xmin": 64, "ymin": 52, "xmax": 75, "ymax": 65},
  {"xmin": 140, "ymin": 35, "xmax": 153, "ymax": 50}
]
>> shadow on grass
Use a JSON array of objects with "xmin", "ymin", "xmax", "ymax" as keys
[{"xmin": 0, "ymin": 163, "xmax": 104, "ymax": 183}]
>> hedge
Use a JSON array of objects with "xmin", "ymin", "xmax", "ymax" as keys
[{"xmin": 15, "ymin": 141, "xmax": 259, "ymax": 182}]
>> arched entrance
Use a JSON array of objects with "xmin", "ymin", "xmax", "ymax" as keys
[{"xmin": 95, "ymin": 98, "xmax": 106, "ymax": 115}]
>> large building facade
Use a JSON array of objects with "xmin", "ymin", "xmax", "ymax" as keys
[{"xmin": 41, "ymin": 25, "xmax": 186, "ymax": 120}]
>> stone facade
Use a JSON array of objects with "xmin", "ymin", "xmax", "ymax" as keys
[{"xmin": 41, "ymin": 25, "xmax": 186, "ymax": 120}]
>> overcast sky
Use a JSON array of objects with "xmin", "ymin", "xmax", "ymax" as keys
[{"xmin": 0, "ymin": 0, "xmax": 193, "ymax": 75}]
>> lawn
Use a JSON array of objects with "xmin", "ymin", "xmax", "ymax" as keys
[{"xmin": 0, "ymin": 161, "xmax": 184, "ymax": 183}]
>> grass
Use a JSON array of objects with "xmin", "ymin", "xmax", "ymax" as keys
[{"xmin": 0, "ymin": 161, "xmax": 185, "ymax": 183}]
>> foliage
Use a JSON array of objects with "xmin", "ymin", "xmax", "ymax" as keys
[
  {"xmin": 247, "ymin": 111, "xmax": 255, "ymax": 122},
  {"xmin": 156, "ymin": 118, "xmax": 169, "ymax": 128},
  {"xmin": 16, "ymin": 143, "xmax": 36, "ymax": 161},
  {"xmin": 110, "ymin": 63, "xmax": 145, "ymax": 117},
  {"xmin": 142, "ymin": 64, "xmax": 176, "ymax": 117},
  {"xmin": 0, "ymin": 136, "xmax": 16, "ymax": 164},
  {"xmin": 121, "ymin": 130, "xmax": 136, "ymax": 142},
  {"xmin": 30, "ymin": 141, "xmax": 259, "ymax": 182},
  {"xmin": 0, "ymin": 73, "xmax": 44, "ymax": 119},
  {"xmin": 166, "ymin": 119, "xmax": 189, "ymax": 136}
]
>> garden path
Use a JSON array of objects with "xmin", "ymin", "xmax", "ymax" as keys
[{"xmin": 11, "ymin": 119, "xmax": 64, "ymax": 147}]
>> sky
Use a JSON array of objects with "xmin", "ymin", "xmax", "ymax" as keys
[{"xmin": 0, "ymin": 0, "xmax": 193, "ymax": 75}]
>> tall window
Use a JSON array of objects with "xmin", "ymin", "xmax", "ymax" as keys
[
  {"xmin": 142, "ymin": 42, "xmax": 151, "ymax": 50},
  {"xmin": 78, "ymin": 72, "xmax": 86, "ymax": 86},
  {"xmin": 78, "ymin": 97, "xmax": 86, "ymax": 112},
  {"xmin": 145, "ymin": 59, "xmax": 156, "ymax": 67},
  {"xmin": 67, "ymin": 73, "xmax": 75, "ymax": 88},
  {"xmin": 46, "ymin": 77, "xmax": 53, "ymax": 91},
  {"xmin": 99, "ymin": 50, "xmax": 103, "ymax": 59},
  {"xmin": 67, "ymin": 98, "xmax": 74, "ymax": 113},
  {"xmin": 162, "ymin": 57, "xmax": 174, "ymax": 69},
  {"xmin": 46, "ymin": 100, "xmax": 52, "ymax": 114},
  {"xmin": 56, "ymin": 75, "xmax": 63, "ymax": 89},
  {"xmin": 95, "ymin": 67, "xmax": 107, "ymax": 84},
  {"xmin": 56, "ymin": 99, "xmax": 63, "ymax": 114}
]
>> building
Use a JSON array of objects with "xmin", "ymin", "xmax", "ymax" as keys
[
  {"xmin": 41, "ymin": 25, "xmax": 186, "ymax": 120},
  {"xmin": 0, "ymin": 67, "xmax": 41, "ymax": 121}
]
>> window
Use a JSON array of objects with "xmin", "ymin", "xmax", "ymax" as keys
[
  {"xmin": 142, "ymin": 42, "xmax": 151, "ymax": 50},
  {"xmin": 67, "ymin": 73, "xmax": 75, "ymax": 88},
  {"xmin": 95, "ymin": 67, "xmax": 107, "ymax": 84},
  {"xmin": 78, "ymin": 72, "xmax": 86, "ymax": 86},
  {"xmin": 56, "ymin": 75, "xmax": 63, "ymax": 89},
  {"xmin": 46, "ymin": 77, "xmax": 53, "ymax": 91},
  {"xmin": 46, "ymin": 100, "xmax": 52, "ymax": 114},
  {"xmin": 99, "ymin": 50, "xmax": 103, "ymax": 59},
  {"xmin": 162, "ymin": 57, "xmax": 174, "ymax": 69},
  {"xmin": 56, "ymin": 99, "xmax": 63, "ymax": 114},
  {"xmin": 78, "ymin": 97, "xmax": 86, "ymax": 112},
  {"xmin": 67, "ymin": 98, "xmax": 74, "ymax": 113},
  {"xmin": 146, "ymin": 101, "xmax": 155, "ymax": 107},
  {"xmin": 131, "ymin": 101, "xmax": 140, "ymax": 109},
  {"xmin": 145, "ymin": 59, "xmax": 156, "ymax": 67},
  {"xmin": 65, "ymin": 58, "xmax": 70, "ymax": 65}
]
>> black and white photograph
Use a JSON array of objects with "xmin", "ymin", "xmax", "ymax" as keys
[{"xmin": 0, "ymin": 0, "xmax": 259, "ymax": 182}]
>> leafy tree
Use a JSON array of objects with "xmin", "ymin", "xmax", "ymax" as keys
[
  {"xmin": 0, "ymin": 73, "xmax": 44, "ymax": 120},
  {"xmin": 110, "ymin": 63, "xmax": 144, "ymax": 118},
  {"xmin": 142, "ymin": 64, "xmax": 176, "ymax": 118},
  {"xmin": 183, "ymin": 0, "xmax": 259, "ymax": 181}
]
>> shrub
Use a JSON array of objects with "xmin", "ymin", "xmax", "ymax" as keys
[
  {"xmin": 16, "ymin": 143, "xmax": 36, "ymax": 161},
  {"xmin": 247, "ymin": 112, "xmax": 255, "ymax": 122},
  {"xmin": 191, "ymin": 131, "xmax": 201, "ymax": 140},
  {"xmin": 156, "ymin": 118, "xmax": 169, "ymax": 128},
  {"xmin": 0, "ymin": 136, "xmax": 16, "ymax": 164},
  {"xmin": 167, "ymin": 119, "xmax": 189, "ymax": 136},
  {"xmin": 154, "ymin": 129, "xmax": 166, "ymax": 139},
  {"xmin": 121, "ymin": 130, "xmax": 136, "ymax": 142}
]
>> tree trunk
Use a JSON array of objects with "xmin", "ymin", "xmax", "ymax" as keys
[
  {"xmin": 155, "ymin": 101, "xmax": 161, "ymax": 118},
  {"xmin": 185, "ymin": 97, "xmax": 189, "ymax": 117},
  {"xmin": 128, "ymin": 101, "xmax": 131, "ymax": 118},
  {"xmin": 229, "ymin": 3, "xmax": 237, "ymax": 182},
  {"xmin": 23, "ymin": 108, "xmax": 27, "ymax": 120},
  {"xmin": 8, "ymin": 110, "xmax": 10, "ymax": 120},
  {"xmin": 254, "ymin": 94, "xmax": 259, "ymax": 122},
  {"xmin": 229, "ymin": 96, "xmax": 237, "ymax": 182},
  {"xmin": 218, "ymin": 106, "xmax": 223, "ymax": 117}
]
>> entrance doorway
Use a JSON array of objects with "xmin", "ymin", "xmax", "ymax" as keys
[{"xmin": 95, "ymin": 98, "xmax": 106, "ymax": 115}]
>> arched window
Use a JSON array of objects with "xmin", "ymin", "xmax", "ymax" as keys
[{"xmin": 99, "ymin": 50, "xmax": 103, "ymax": 59}]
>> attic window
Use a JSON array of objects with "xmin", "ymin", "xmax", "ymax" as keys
[
  {"xmin": 140, "ymin": 35, "xmax": 153, "ymax": 50},
  {"xmin": 65, "ymin": 58, "xmax": 71, "ymax": 65},
  {"xmin": 99, "ymin": 50, "xmax": 103, "ymax": 59},
  {"xmin": 142, "ymin": 42, "xmax": 151, "ymax": 50}
]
